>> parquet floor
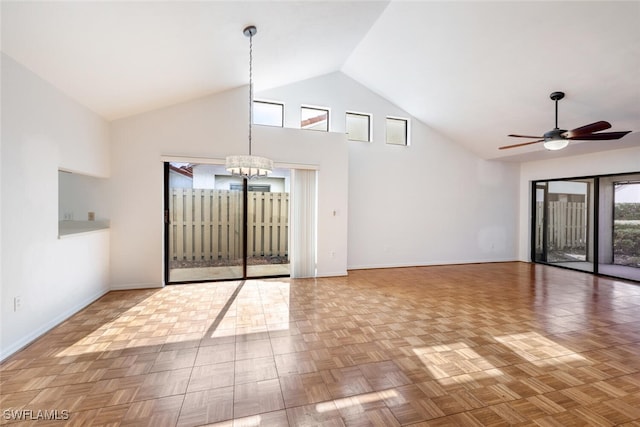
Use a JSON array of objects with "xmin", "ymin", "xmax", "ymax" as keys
[{"xmin": 2, "ymin": 262, "xmax": 640, "ymax": 426}]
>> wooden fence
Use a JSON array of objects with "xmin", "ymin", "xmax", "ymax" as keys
[
  {"xmin": 535, "ymin": 201, "xmax": 587, "ymax": 251},
  {"xmin": 169, "ymin": 188, "xmax": 289, "ymax": 261}
]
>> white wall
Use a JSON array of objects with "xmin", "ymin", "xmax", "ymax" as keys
[
  {"xmin": 1, "ymin": 54, "xmax": 111, "ymax": 360},
  {"xmin": 259, "ymin": 72, "xmax": 520, "ymax": 269},
  {"xmin": 109, "ymin": 86, "xmax": 349, "ymax": 289},
  {"xmin": 518, "ymin": 146, "xmax": 640, "ymax": 261},
  {"xmin": 257, "ymin": 126, "xmax": 348, "ymax": 277}
]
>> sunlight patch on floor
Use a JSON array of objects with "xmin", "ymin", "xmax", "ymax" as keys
[
  {"xmin": 493, "ymin": 331, "xmax": 588, "ymax": 364},
  {"xmin": 315, "ymin": 390, "xmax": 398, "ymax": 413},
  {"xmin": 412, "ymin": 342, "xmax": 505, "ymax": 381},
  {"xmin": 56, "ymin": 279, "xmax": 291, "ymax": 357}
]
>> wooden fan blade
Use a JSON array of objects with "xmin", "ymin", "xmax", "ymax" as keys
[
  {"xmin": 565, "ymin": 121, "xmax": 611, "ymax": 138},
  {"xmin": 499, "ymin": 139, "xmax": 544, "ymax": 150},
  {"xmin": 508, "ymin": 134, "xmax": 544, "ymax": 139},
  {"xmin": 568, "ymin": 131, "xmax": 631, "ymax": 141}
]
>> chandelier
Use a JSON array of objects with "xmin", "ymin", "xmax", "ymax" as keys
[{"xmin": 225, "ymin": 25, "xmax": 273, "ymax": 179}]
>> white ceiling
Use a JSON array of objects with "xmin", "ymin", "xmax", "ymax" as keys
[{"xmin": 2, "ymin": 1, "xmax": 639, "ymax": 161}]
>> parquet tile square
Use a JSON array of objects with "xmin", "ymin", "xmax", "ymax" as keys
[
  {"xmin": 274, "ymin": 351, "xmax": 317, "ymax": 377},
  {"xmin": 149, "ymin": 348, "xmax": 198, "ymax": 373},
  {"xmin": 121, "ymin": 395, "xmax": 183, "ymax": 427},
  {"xmin": 270, "ymin": 336, "xmax": 306, "ymax": 356},
  {"xmin": 177, "ymin": 386, "xmax": 233, "ymax": 426},
  {"xmin": 358, "ymin": 361, "xmax": 412, "ymax": 391},
  {"xmin": 134, "ymin": 368, "xmax": 191, "ymax": 401},
  {"xmin": 234, "ymin": 338, "xmax": 273, "ymax": 360},
  {"xmin": 70, "ymin": 404, "xmax": 130, "ymax": 427},
  {"xmin": 324, "ymin": 366, "xmax": 375, "ymax": 399},
  {"xmin": 1, "ymin": 263, "xmax": 639, "ymax": 426},
  {"xmin": 285, "ymin": 401, "xmax": 346, "ymax": 426},
  {"xmin": 342, "ymin": 407, "xmax": 400, "ymax": 427},
  {"xmin": 233, "ymin": 379, "xmax": 284, "ymax": 418},
  {"xmin": 194, "ymin": 343, "xmax": 235, "ymax": 366},
  {"xmin": 387, "ymin": 397, "xmax": 446, "ymax": 424},
  {"xmin": 280, "ymin": 372, "xmax": 331, "ymax": 407},
  {"xmin": 187, "ymin": 362, "xmax": 234, "ymax": 392},
  {"xmin": 233, "ymin": 357, "xmax": 277, "ymax": 385}
]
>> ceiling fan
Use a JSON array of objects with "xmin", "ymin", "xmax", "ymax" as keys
[{"xmin": 499, "ymin": 91, "xmax": 632, "ymax": 151}]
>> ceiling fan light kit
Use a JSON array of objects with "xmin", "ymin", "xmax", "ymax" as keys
[
  {"xmin": 543, "ymin": 138, "xmax": 569, "ymax": 151},
  {"xmin": 500, "ymin": 91, "xmax": 632, "ymax": 151}
]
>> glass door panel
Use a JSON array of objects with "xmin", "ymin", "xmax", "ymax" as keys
[
  {"xmin": 533, "ymin": 183, "xmax": 547, "ymax": 263},
  {"xmin": 167, "ymin": 163, "xmax": 244, "ymax": 282},
  {"xmin": 533, "ymin": 178, "xmax": 594, "ymax": 272},
  {"xmin": 598, "ymin": 174, "xmax": 640, "ymax": 281},
  {"xmin": 246, "ymin": 179, "xmax": 290, "ymax": 278},
  {"xmin": 613, "ymin": 182, "xmax": 640, "ymax": 267}
]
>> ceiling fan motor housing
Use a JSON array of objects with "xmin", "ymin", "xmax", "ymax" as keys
[{"xmin": 543, "ymin": 128, "xmax": 567, "ymax": 141}]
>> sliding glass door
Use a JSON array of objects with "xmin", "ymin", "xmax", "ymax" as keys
[
  {"xmin": 533, "ymin": 178, "xmax": 594, "ymax": 272},
  {"xmin": 533, "ymin": 172, "xmax": 640, "ymax": 282},
  {"xmin": 613, "ymin": 182, "xmax": 640, "ymax": 267},
  {"xmin": 165, "ymin": 162, "xmax": 290, "ymax": 283},
  {"xmin": 246, "ymin": 184, "xmax": 290, "ymax": 278},
  {"xmin": 598, "ymin": 174, "xmax": 640, "ymax": 281}
]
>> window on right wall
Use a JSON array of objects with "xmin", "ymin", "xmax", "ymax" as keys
[{"xmin": 386, "ymin": 116, "xmax": 409, "ymax": 146}]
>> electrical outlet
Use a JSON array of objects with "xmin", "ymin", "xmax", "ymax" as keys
[{"xmin": 14, "ymin": 296, "xmax": 22, "ymax": 312}]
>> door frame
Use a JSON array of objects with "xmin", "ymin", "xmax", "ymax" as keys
[
  {"xmin": 163, "ymin": 161, "xmax": 290, "ymax": 285},
  {"xmin": 531, "ymin": 171, "xmax": 640, "ymax": 282}
]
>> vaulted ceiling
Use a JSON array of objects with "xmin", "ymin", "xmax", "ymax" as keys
[{"xmin": 2, "ymin": 1, "xmax": 639, "ymax": 161}]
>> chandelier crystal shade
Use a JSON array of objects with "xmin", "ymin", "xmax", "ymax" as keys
[
  {"xmin": 225, "ymin": 25, "xmax": 273, "ymax": 179},
  {"xmin": 225, "ymin": 154, "xmax": 273, "ymax": 177}
]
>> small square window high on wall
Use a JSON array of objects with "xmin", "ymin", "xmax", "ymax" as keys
[
  {"xmin": 253, "ymin": 100, "xmax": 284, "ymax": 127},
  {"xmin": 346, "ymin": 112, "xmax": 372, "ymax": 142},
  {"xmin": 386, "ymin": 117, "xmax": 409, "ymax": 146},
  {"xmin": 301, "ymin": 106, "xmax": 329, "ymax": 131}
]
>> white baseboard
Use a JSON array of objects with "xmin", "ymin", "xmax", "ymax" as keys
[
  {"xmin": 315, "ymin": 270, "xmax": 348, "ymax": 278},
  {"xmin": 347, "ymin": 258, "xmax": 519, "ymax": 271},
  {"xmin": 110, "ymin": 282, "xmax": 163, "ymax": 291}
]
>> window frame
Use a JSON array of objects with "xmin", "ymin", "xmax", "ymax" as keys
[
  {"xmin": 300, "ymin": 105, "xmax": 330, "ymax": 132},
  {"xmin": 530, "ymin": 170, "xmax": 640, "ymax": 283},
  {"xmin": 385, "ymin": 116, "xmax": 410, "ymax": 146},
  {"xmin": 253, "ymin": 99, "xmax": 284, "ymax": 127},
  {"xmin": 345, "ymin": 111, "xmax": 372, "ymax": 142}
]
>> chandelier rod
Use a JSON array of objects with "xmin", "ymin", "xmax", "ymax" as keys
[
  {"xmin": 225, "ymin": 25, "xmax": 272, "ymax": 180},
  {"xmin": 248, "ymin": 26, "xmax": 253, "ymax": 156}
]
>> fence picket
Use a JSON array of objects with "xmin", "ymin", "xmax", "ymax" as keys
[
  {"xmin": 203, "ymin": 190, "xmax": 212, "ymax": 261},
  {"xmin": 280, "ymin": 193, "xmax": 288, "ymax": 257},
  {"xmin": 267, "ymin": 192, "xmax": 274, "ymax": 256},
  {"xmin": 256, "ymin": 191, "xmax": 264, "ymax": 256},
  {"xmin": 176, "ymin": 189, "xmax": 185, "ymax": 260},
  {"xmin": 194, "ymin": 189, "xmax": 203, "ymax": 260},
  {"xmin": 248, "ymin": 191, "xmax": 256, "ymax": 257},
  {"xmin": 169, "ymin": 188, "xmax": 289, "ymax": 262},
  {"xmin": 535, "ymin": 200, "xmax": 587, "ymax": 253},
  {"xmin": 269, "ymin": 192, "xmax": 277, "ymax": 256}
]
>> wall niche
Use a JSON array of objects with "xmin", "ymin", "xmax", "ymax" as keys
[{"xmin": 58, "ymin": 169, "xmax": 109, "ymax": 237}]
